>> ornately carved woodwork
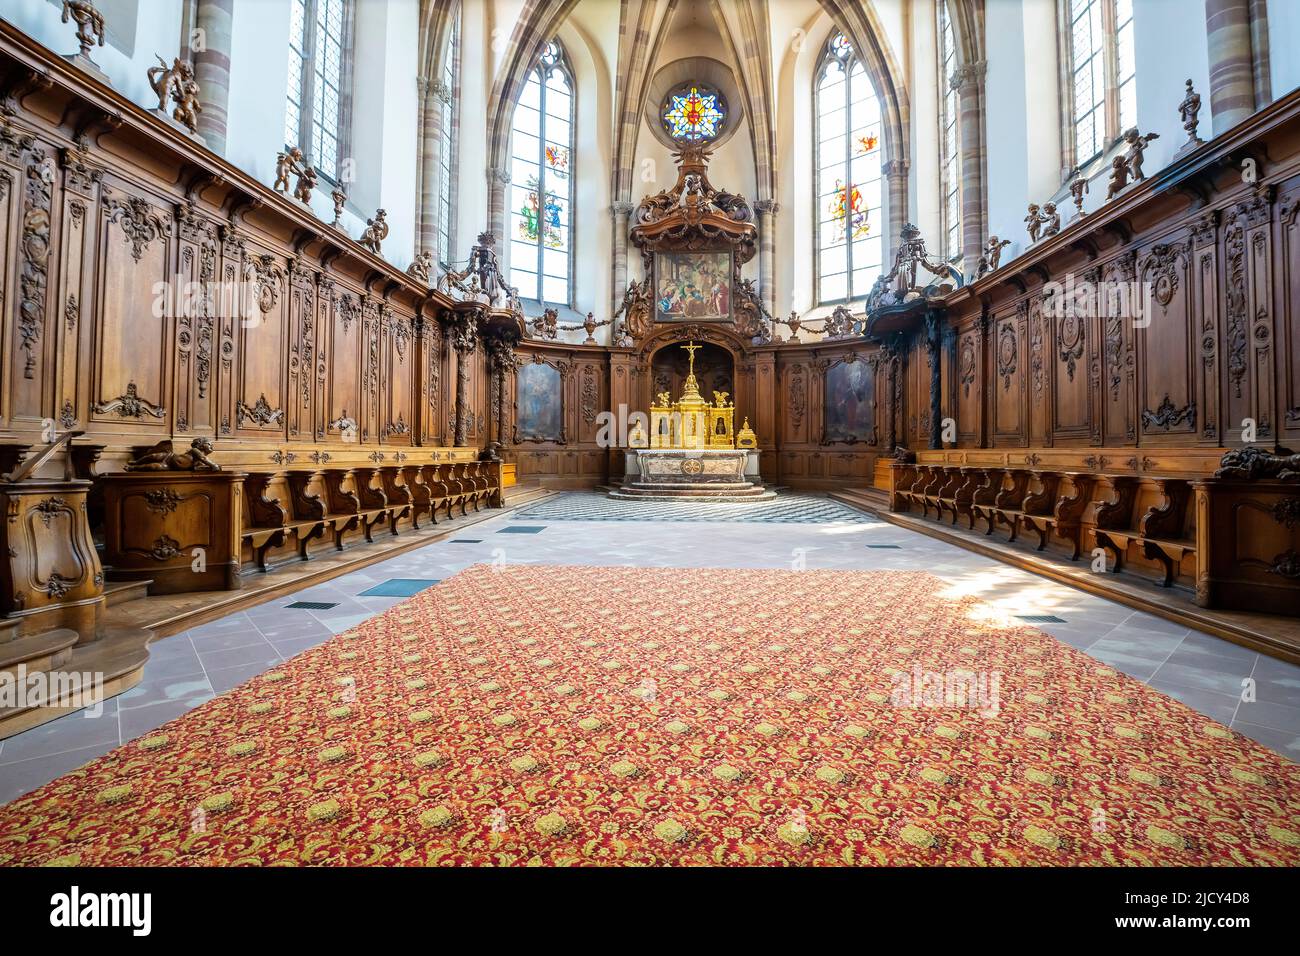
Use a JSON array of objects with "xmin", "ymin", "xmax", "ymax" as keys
[
  {"xmin": 236, "ymin": 393, "xmax": 285, "ymax": 428},
  {"xmin": 19, "ymin": 145, "xmax": 54, "ymax": 380},
  {"xmin": 103, "ymin": 193, "xmax": 171, "ymax": 262},
  {"xmin": 93, "ymin": 381, "xmax": 166, "ymax": 419}
]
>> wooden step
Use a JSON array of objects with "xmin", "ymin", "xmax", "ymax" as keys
[
  {"xmin": 103, "ymin": 579, "xmax": 153, "ymax": 607},
  {"xmin": 0, "ymin": 628, "xmax": 78, "ymax": 681},
  {"xmin": 0, "ymin": 617, "xmax": 20, "ymax": 642},
  {"xmin": 0, "ymin": 625, "xmax": 151, "ymax": 740},
  {"xmin": 829, "ymin": 486, "xmax": 890, "ymax": 514}
]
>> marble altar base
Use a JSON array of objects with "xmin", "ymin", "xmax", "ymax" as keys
[{"xmin": 609, "ymin": 449, "xmax": 775, "ymax": 501}]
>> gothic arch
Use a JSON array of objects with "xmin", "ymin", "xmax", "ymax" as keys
[
  {"xmin": 483, "ymin": 0, "xmax": 584, "ymax": 239},
  {"xmin": 415, "ymin": 0, "xmax": 462, "ymax": 258}
]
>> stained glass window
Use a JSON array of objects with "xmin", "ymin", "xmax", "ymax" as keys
[
  {"xmin": 437, "ymin": 11, "xmax": 458, "ymax": 267},
  {"xmin": 938, "ymin": 0, "xmax": 961, "ymax": 261},
  {"xmin": 815, "ymin": 31, "xmax": 883, "ymax": 305},
  {"xmin": 285, "ymin": 0, "xmax": 351, "ymax": 181},
  {"xmin": 662, "ymin": 84, "xmax": 727, "ymax": 142},
  {"xmin": 509, "ymin": 41, "xmax": 572, "ymax": 305}
]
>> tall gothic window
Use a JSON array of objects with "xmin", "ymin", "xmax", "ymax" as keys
[
  {"xmin": 285, "ymin": 0, "xmax": 352, "ymax": 180},
  {"xmin": 815, "ymin": 31, "xmax": 883, "ymax": 305},
  {"xmin": 938, "ymin": 0, "xmax": 961, "ymax": 261},
  {"xmin": 1065, "ymin": 0, "xmax": 1136, "ymax": 167},
  {"xmin": 437, "ymin": 13, "xmax": 459, "ymax": 268},
  {"xmin": 509, "ymin": 42, "xmax": 573, "ymax": 305}
]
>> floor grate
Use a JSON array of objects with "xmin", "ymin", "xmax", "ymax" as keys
[
  {"xmin": 285, "ymin": 601, "xmax": 338, "ymax": 610},
  {"xmin": 1015, "ymin": 614, "xmax": 1067, "ymax": 624}
]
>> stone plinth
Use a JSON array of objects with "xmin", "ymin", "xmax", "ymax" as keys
[{"xmin": 609, "ymin": 449, "xmax": 774, "ymax": 501}]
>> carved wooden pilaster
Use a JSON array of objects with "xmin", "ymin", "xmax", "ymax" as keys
[{"xmin": 451, "ymin": 313, "xmax": 478, "ymax": 447}]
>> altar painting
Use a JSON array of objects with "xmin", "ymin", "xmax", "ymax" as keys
[
  {"xmin": 654, "ymin": 251, "xmax": 732, "ymax": 322},
  {"xmin": 823, "ymin": 359, "xmax": 875, "ymax": 443},
  {"xmin": 515, "ymin": 362, "xmax": 564, "ymax": 442}
]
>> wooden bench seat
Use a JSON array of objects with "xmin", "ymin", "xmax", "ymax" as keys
[{"xmin": 1093, "ymin": 477, "xmax": 1196, "ymax": 586}]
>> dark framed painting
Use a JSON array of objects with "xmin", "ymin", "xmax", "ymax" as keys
[
  {"xmin": 823, "ymin": 359, "xmax": 876, "ymax": 443},
  {"xmin": 654, "ymin": 250, "xmax": 733, "ymax": 323},
  {"xmin": 514, "ymin": 361, "xmax": 564, "ymax": 443}
]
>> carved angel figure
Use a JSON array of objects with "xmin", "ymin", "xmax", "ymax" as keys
[
  {"xmin": 1041, "ymin": 201, "xmax": 1061, "ymax": 238},
  {"xmin": 147, "ymin": 55, "xmax": 183, "ymax": 112},
  {"xmin": 359, "ymin": 208, "xmax": 389, "ymax": 254},
  {"xmin": 62, "ymin": 1, "xmax": 105, "ymax": 57},
  {"xmin": 1105, "ymin": 153, "xmax": 1130, "ymax": 201},
  {"xmin": 1123, "ymin": 127, "xmax": 1160, "ymax": 182},
  {"xmin": 1025, "ymin": 203, "xmax": 1046, "ymax": 243},
  {"xmin": 125, "ymin": 437, "xmax": 220, "ymax": 472},
  {"xmin": 407, "ymin": 250, "xmax": 434, "ymax": 284},
  {"xmin": 274, "ymin": 147, "xmax": 305, "ymax": 194},
  {"xmin": 173, "ymin": 72, "xmax": 203, "ymax": 134},
  {"xmin": 976, "ymin": 236, "xmax": 1011, "ymax": 277},
  {"xmin": 1068, "ymin": 175, "xmax": 1089, "ymax": 216},
  {"xmin": 293, "ymin": 164, "xmax": 318, "ymax": 205}
]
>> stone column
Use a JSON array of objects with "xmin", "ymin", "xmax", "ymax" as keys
[
  {"xmin": 754, "ymin": 199, "xmax": 779, "ymax": 321},
  {"xmin": 953, "ymin": 62, "xmax": 987, "ymax": 272},
  {"xmin": 1205, "ymin": 0, "xmax": 1259, "ymax": 135},
  {"xmin": 192, "ymin": 0, "xmax": 234, "ymax": 154},
  {"xmin": 610, "ymin": 200, "xmax": 635, "ymax": 314},
  {"xmin": 487, "ymin": 167, "xmax": 510, "ymax": 245},
  {"xmin": 452, "ymin": 317, "xmax": 477, "ymax": 447},
  {"xmin": 882, "ymin": 159, "xmax": 910, "ymax": 268}
]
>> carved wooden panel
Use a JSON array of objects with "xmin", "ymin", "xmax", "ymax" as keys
[
  {"xmin": 326, "ymin": 289, "xmax": 362, "ymax": 441},
  {"xmin": 91, "ymin": 184, "xmax": 173, "ymax": 432},
  {"xmin": 1136, "ymin": 233, "xmax": 1198, "ymax": 444},
  {"xmin": 1280, "ymin": 186, "xmax": 1300, "ymax": 443},
  {"xmin": 382, "ymin": 306, "xmax": 415, "ymax": 444},
  {"xmin": 991, "ymin": 308, "xmax": 1027, "ymax": 445}
]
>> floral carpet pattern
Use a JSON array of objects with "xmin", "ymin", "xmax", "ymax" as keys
[{"xmin": 1, "ymin": 565, "xmax": 1298, "ymax": 866}]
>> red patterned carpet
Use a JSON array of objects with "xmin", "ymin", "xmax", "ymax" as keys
[{"xmin": 1, "ymin": 565, "xmax": 1298, "ymax": 866}]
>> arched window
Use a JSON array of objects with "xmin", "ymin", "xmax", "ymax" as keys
[
  {"xmin": 1064, "ymin": 0, "xmax": 1136, "ymax": 167},
  {"xmin": 938, "ymin": 0, "xmax": 961, "ymax": 261},
  {"xmin": 815, "ymin": 31, "xmax": 883, "ymax": 306},
  {"xmin": 509, "ymin": 42, "xmax": 573, "ymax": 306},
  {"xmin": 436, "ymin": 12, "xmax": 459, "ymax": 268},
  {"xmin": 285, "ymin": 0, "xmax": 353, "ymax": 180}
]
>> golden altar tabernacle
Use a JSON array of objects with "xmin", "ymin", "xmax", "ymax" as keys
[{"xmin": 650, "ymin": 342, "xmax": 735, "ymax": 448}]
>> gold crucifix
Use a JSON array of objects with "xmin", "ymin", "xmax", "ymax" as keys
[{"xmin": 681, "ymin": 340, "xmax": 700, "ymax": 376}]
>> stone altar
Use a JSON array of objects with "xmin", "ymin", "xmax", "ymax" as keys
[{"xmin": 609, "ymin": 448, "xmax": 774, "ymax": 500}]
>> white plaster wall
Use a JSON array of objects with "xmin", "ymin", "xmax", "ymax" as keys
[
  {"xmin": 2, "ymin": 0, "xmax": 183, "ymax": 109},
  {"xmin": 1270, "ymin": 1, "xmax": 1300, "ymax": 101}
]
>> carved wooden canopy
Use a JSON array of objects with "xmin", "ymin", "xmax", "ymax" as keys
[{"xmin": 624, "ymin": 143, "xmax": 768, "ymax": 343}]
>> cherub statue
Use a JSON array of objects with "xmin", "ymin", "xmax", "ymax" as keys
[
  {"xmin": 1214, "ymin": 446, "xmax": 1300, "ymax": 480},
  {"xmin": 1105, "ymin": 153, "xmax": 1130, "ymax": 201},
  {"xmin": 62, "ymin": 1, "xmax": 105, "ymax": 58},
  {"xmin": 976, "ymin": 236, "xmax": 1011, "ymax": 277},
  {"xmin": 173, "ymin": 70, "xmax": 202, "ymax": 134},
  {"xmin": 359, "ymin": 208, "xmax": 389, "ymax": 253},
  {"xmin": 407, "ymin": 249, "xmax": 434, "ymax": 284},
  {"xmin": 274, "ymin": 147, "xmax": 304, "ymax": 194},
  {"xmin": 655, "ymin": 391, "xmax": 671, "ymax": 408},
  {"xmin": 1068, "ymin": 174, "xmax": 1089, "ymax": 217},
  {"xmin": 712, "ymin": 391, "xmax": 731, "ymax": 408},
  {"xmin": 1122, "ymin": 127, "xmax": 1160, "ymax": 182},
  {"xmin": 1178, "ymin": 79, "xmax": 1202, "ymax": 147},
  {"xmin": 1025, "ymin": 203, "xmax": 1046, "ymax": 243},
  {"xmin": 1041, "ymin": 201, "xmax": 1061, "ymax": 238},
  {"xmin": 147, "ymin": 55, "xmax": 183, "ymax": 112},
  {"xmin": 293, "ymin": 163, "xmax": 317, "ymax": 204},
  {"xmin": 330, "ymin": 188, "xmax": 347, "ymax": 227},
  {"xmin": 125, "ymin": 437, "xmax": 220, "ymax": 472}
]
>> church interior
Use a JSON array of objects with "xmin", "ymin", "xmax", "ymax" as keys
[{"xmin": 0, "ymin": 0, "xmax": 1299, "ymax": 897}]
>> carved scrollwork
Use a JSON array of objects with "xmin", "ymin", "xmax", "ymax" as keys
[
  {"xmin": 236, "ymin": 393, "xmax": 286, "ymax": 428},
  {"xmin": 1141, "ymin": 393, "xmax": 1196, "ymax": 432},
  {"xmin": 104, "ymin": 194, "xmax": 171, "ymax": 262},
  {"xmin": 94, "ymin": 381, "xmax": 166, "ymax": 419}
]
